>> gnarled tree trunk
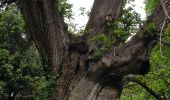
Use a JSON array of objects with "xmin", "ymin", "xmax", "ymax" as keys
[{"xmin": 17, "ymin": 0, "xmax": 170, "ymax": 100}]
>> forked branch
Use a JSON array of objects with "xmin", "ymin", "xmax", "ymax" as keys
[{"xmin": 87, "ymin": 0, "xmax": 170, "ymax": 82}]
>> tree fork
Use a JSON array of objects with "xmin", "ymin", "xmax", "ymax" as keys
[{"xmin": 16, "ymin": 0, "xmax": 170, "ymax": 100}]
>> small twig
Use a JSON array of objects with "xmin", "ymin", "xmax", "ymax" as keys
[
  {"xmin": 160, "ymin": 0, "xmax": 170, "ymax": 20},
  {"xmin": 113, "ymin": 47, "xmax": 116, "ymax": 57},
  {"xmin": 123, "ymin": 84, "xmax": 138, "ymax": 89},
  {"xmin": 159, "ymin": 19, "xmax": 166, "ymax": 57}
]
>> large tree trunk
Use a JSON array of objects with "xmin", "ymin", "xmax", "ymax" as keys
[{"xmin": 17, "ymin": 0, "xmax": 170, "ymax": 100}]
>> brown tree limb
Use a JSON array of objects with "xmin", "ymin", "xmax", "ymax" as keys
[
  {"xmin": 83, "ymin": 0, "xmax": 122, "ymax": 51},
  {"xmin": 18, "ymin": 0, "xmax": 70, "ymax": 75},
  {"xmin": 85, "ymin": 0, "xmax": 122, "ymax": 36},
  {"xmin": 87, "ymin": 0, "xmax": 170, "ymax": 83}
]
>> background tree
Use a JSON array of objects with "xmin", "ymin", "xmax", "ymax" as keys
[{"xmin": 0, "ymin": 5, "xmax": 54, "ymax": 100}]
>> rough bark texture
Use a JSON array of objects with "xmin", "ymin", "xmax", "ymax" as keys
[
  {"xmin": 86, "ymin": 0, "xmax": 121, "ymax": 36},
  {"xmin": 84, "ymin": 0, "xmax": 122, "ymax": 51},
  {"xmin": 18, "ymin": 0, "xmax": 70, "ymax": 74},
  {"xmin": 17, "ymin": 0, "xmax": 170, "ymax": 100}
]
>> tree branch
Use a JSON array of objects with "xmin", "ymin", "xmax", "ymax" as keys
[
  {"xmin": 86, "ymin": 0, "xmax": 122, "ymax": 35},
  {"xmin": 87, "ymin": 0, "xmax": 170, "ymax": 82},
  {"xmin": 123, "ymin": 83, "xmax": 138, "ymax": 89},
  {"xmin": 159, "ymin": 19, "xmax": 166, "ymax": 57},
  {"xmin": 123, "ymin": 75, "xmax": 165, "ymax": 100},
  {"xmin": 18, "ymin": 0, "xmax": 70, "ymax": 75},
  {"xmin": 133, "ymin": 79, "xmax": 165, "ymax": 100},
  {"xmin": 160, "ymin": 0, "xmax": 170, "ymax": 20},
  {"xmin": 84, "ymin": 0, "xmax": 122, "ymax": 51}
]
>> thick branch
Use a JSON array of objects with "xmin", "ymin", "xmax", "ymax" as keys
[
  {"xmin": 84, "ymin": 0, "xmax": 122, "ymax": 51},
  {"xmin": 18, "ymin": 0, "xmax": 69, "ymax": 74},
  {"xmin": 86, "ymin": 0, "xmax": 122, "ymax": 35},
  {"xmin": 87, "ymin": 0, "xmax": 170, "ymax": 82}
]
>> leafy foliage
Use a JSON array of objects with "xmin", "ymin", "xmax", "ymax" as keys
[
  {"xmin": 91, "ymin": 7, "xmax": 141, "ymax": 58},
  {"xmin": 121, "ymin": 23, "xmax": 170, "ymax": 100},
  {"xmin": 91, "ymin": 33, "xmax": 110, "ymax": 57},
  {"xmin": 0, "ymin": 5, "xmax": 52, "ymax": 100},
  {"xmin": 141, "ymin": 22, "xmax": 157, "ymax": 39},
  {"xmin": 59, "ymin": 0, "xmax": 73, "ymax": 20},
  {"xmin": 145, "ymin": 0, "xmax": 159, "ymax": 15},
  {"xmin": 119, "ymin": 1, "xmax": 170, "ymax": 100},
  {"xmin": 164, "ymin": 24, "xmax": 170, "ymax": 35}
]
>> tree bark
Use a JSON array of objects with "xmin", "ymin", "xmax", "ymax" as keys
[
  {"xmin": 18, "ymin": 0, "xmax": 70, "ymax": 75},
  {"xmin": 17, "ymin": 0, "xmax": 170, "ymax": 100}
]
